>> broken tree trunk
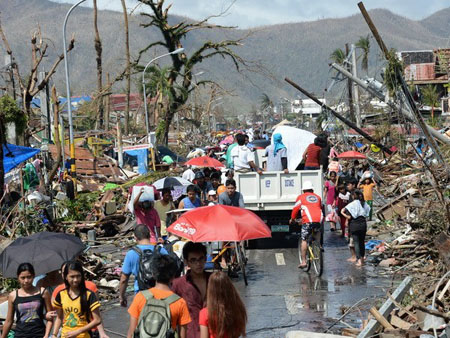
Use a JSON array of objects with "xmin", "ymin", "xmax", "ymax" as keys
[
  {"xmin": 284, "ymin": 77, "xmax": 393, "ymax": 154},
  {"xmin": 48, "ymin": 86, "xmax": 61, "ymax": 182}
]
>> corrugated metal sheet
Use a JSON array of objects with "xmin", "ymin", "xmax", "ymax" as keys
[
  {"xmin": 405, "ymin": 63, "xmax": 435, "ymax": 81},
  {"xmin": 401, "ymin": 51, "xmax": 433, "ymax": 65}
]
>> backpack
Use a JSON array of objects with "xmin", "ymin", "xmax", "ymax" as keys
[
  {"xmin": 160, "ymin": 241, "xmax": 184, "ymax": 278},
  {"xmin": 132, "ymin": 246, "xmax": 161, "ymax": 291},
  {"xmin": 134, "ymin": 290, "xmax": 180, "ymax": 338}
]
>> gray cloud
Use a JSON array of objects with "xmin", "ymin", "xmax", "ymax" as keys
[{"xmin": 53, "ymin": 0, "xmax": 449, "ymax": 28}]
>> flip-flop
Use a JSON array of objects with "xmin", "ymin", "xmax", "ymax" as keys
[{"xmin": 298, "ymin": 264, "xmax": 307, "ymax": 269}]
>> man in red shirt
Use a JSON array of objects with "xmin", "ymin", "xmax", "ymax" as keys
[
  {"xmin": 289, "ymin": 181, "xmax": 324, "ymax": 268},
  {"xmin": 302, "ymin": 137, "xmax": 323, "ymax": 170}
]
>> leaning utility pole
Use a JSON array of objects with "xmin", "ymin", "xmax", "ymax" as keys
[
  {"xmin": 331, "ymin": 63, "xmax": 450, "ymax": 145},
  {"xmin": 351, "ymin": 44, "xmax": 362, "ymax": 127},
  {"xmin": 285, "ymin": 77, "xmax": 393, "ymax": 154},
  {"xmin": 358, "ymin": 1, "xmax": 447, "ymax": 165},
  {"xmin": 345, "ymin": 44, "xmax": 355, "ymax": 123}
]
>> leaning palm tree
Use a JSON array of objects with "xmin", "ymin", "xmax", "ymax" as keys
[
  {"xmin": 259, "ymin": 93, "xmax": 273, "ymax": 130},
  {"xmin": 356, "ymin": 35, "xmax": 370, "ymax": 74},
  {"xmin": 330, "ymin": 48, "xmax": 346, "ymax": 65}
]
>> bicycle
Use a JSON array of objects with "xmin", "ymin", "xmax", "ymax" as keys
[
  {"xmin": 297, "ymin": 223, "xmax": 323, "ymax": 277},
  {"xmin": 212, "ymin": 241, "xmax": 248, "ymax": 285}
]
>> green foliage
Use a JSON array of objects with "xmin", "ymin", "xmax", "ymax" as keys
[
  {"xmin": 259, "ymin": 93, "xmax": 273, "ymax": 111},
  {"xmin": 384, "ymin": 49, "xmax": 404, "ymax": 95},
  {"xmin": 421, "ymin": 85, "xmax": 439, "ymax": 107},
  {"xmin": 57, "ymin": 191, "xmax": 101, "ymax": 222},
  {"xmin": 330, "ymin": 48, "xmax": 346, "ymax": 64},
  {"xmin": 0, "ymin": 95, "xmax": 27, "ymax": 134},
  {"xmin": 156, "ymin": 119, "xmax": 167, "ymax": 143},
  {"xmin": 355, "ymin": 35, "xmax": 370, "ymax": 72},
  {"xmin": 0, "ymin": 277, "xmax": 19, "ymax": 292}
]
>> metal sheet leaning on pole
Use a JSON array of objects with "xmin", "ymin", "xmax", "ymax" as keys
[
  {"xmin": 284, "ymin": 77, "xmax": 393, "ymax": 155},
  {"xmin": 357, "ymin": 1, "xmax": 448, "ymax": 167}
]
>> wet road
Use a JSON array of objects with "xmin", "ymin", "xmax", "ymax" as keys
[{"xmin": 101, "ymin": 226, "xmax": 395, "ymax": 337}]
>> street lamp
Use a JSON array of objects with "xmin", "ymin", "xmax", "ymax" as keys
[
  {"xmin": 63, "ymin": 0, "xmax": 86, "ymax": 176},
  {"xmin": 142, "ymin": 48, "xmax": 184, "ymax": 144}
]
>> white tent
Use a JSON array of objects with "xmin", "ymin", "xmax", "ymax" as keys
[{"xmin": 272, "ymin": 126, "xmax": 316, "ymax": 171}]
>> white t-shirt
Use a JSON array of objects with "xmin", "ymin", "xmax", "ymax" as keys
[
  {"xmin": 182, "ymin": 168, "xmax": 195, "ymax": 182},
  {"xmin": 231, "ymin": 145, "xmax": 255, "ymax": 170}
]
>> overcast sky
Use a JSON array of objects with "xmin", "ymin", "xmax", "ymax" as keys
[{"xmin": 53, "ymin": 0, "xmax": 449, "ymax": 28}]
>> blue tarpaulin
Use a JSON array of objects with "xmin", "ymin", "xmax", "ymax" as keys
[
  {"xmin": 3, "ymin": 144, "xmax": 40, "ymax": 174},
  {"xmin": 124, "ymin": 149, "xmax": 148, "ymax": 174}
]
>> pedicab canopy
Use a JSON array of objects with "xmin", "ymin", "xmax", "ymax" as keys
[{"xmin": 167, "ymin": 205, "xmax": 271, "ymax": 242}]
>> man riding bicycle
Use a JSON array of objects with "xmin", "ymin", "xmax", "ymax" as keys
[{"xmin": 289, "ymin": 181, "xmax": 324, "ymax": 269}]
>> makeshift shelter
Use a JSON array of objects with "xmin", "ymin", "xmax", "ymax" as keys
[
  {"xmin": 271, "ymin": 126, "xmax": 316, "ymax": 171},
  {"xmin": 3, "ymin": 144, "xmax": 40, "ymax": 174}
]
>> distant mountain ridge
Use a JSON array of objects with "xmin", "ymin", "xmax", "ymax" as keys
[{"xmin": 0, "ymin": 0, "xmax": 449, "ymax": 112}]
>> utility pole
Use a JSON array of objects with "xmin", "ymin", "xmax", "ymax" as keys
[
  {"xmin": 117, "ymin": 122, "xmax": 123, "ymax": 168},
  {"xmin": 346, "ymin": 44, "xmax": 355, "ymax": 123},
  {"xmin": 351, "ymin": 44, "xmax": 362, "ymax": 127}
]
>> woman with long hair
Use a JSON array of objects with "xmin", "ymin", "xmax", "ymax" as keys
[
  {"xmin": 1, "ymin": 263, "xmax": 53, "ymax": 338},
  {"xmin": 341, "ymin": 190, "xmax": 371, "ymax": 266},
  {"xmin": 52, "ymin": 261, "xmax": 102, "ymax": 338},
  {"xmin": 199, "ymin": 271, "xmax": 247, "ymax": 338}
]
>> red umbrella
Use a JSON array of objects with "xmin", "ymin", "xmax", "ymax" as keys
[
  {"xmin": 166, "ymin": 205, "xmax": 271, "ymax": 242},
  {"xmin": 337, "ymin": 151, "xmax": 367, "ymax": 160},
  {"xmin": 185, "ymin": 156, "xmax": 224, "ymax": 168}
]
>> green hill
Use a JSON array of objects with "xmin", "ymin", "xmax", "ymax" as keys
[{"xmin": 1, "ymin": 0, "xmax": 449, "ymax": 112}]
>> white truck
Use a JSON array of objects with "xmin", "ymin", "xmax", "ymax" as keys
[{"xmin": 235, "ymin": 169, "xmax": 323, "ymax": 247}]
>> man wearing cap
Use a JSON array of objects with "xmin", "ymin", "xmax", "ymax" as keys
[
  {"xmin": 207, "ymin": 190, "xmax": 218, "ymax": 206},
  {"xmin": 289, "ymin": 181, "xmax": 324, "ymax": 268},
  {"xmin": 193, "ymin": 171, "xmax": 212, "ymax": 204}
]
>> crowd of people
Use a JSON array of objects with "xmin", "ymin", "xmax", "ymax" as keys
[{"xmin": 1, "ymin": 129, "xmax": 378, "ymax": 338}]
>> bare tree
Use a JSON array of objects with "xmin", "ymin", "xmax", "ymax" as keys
[
  {"xmin": 48, "ymin": 86, "xmax": 61, "ymax": 182},
  {"xmin": 0, "ymin": 17, "xmax": 74, "ymax": 142},
  {"xmin": 121, "ymin": 0, "xmax": 131, "ymax": 135},
  {"xmin": 138, "ymin": 0, "xmax": 249, "ymax": 145},
  {"xmin": 93, "ymin": 0, "xmax": 104, "ymax": 129}
]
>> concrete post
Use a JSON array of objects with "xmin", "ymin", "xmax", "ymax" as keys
[{"xmin": 351, "ymin": 44, "xmax": 362, "ymax": 127}]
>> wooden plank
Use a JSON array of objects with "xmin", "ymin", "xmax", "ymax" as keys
[
  {"xmin": 389, "ymin": 315, "xmax": 411, "ymax": 330},
  {"xmin": 369, "ymin": 307, "xmax": 394, "ymax": 330},
  {"xmin": 358, "ymin": 276, "xmax": 413, "ymax": 338}
]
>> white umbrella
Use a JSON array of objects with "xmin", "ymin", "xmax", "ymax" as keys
[{"xmin": 153, "ymin": 177, "xmax": 192, "ymax": 190}]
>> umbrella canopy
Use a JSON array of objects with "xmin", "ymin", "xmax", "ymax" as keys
[
  {"xmin": 337, "ymin": 151, "xmax": 367, "ymax": 160},
  {"xmin": 153, "ymin": 177, "xmax": 191, "ymax": 190},
  {"xmin": 0, "ymin": 232, "xmax": 85, "ymax": 278},
  {"xmin": 184, "ymin": 156, "xmax": 224, "ymax": 169},
  {"xmin": 167, "ymin": 205, "xmax": 271, "ymax": 242},
  {"xmin": 219, "ymin": 135, "xmax": 234, "ymax": 145}
]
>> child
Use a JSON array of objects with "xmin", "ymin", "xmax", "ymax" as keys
[
  {"xmin": 52, "ymin": 261, "xmax": 102, "ymax": 338},
  {"xmin": 199, "ymin": 271, "xmax": 247, "ymax": 338},
  {"xmin": 324, "ymin": 171, "xmax": 338, "ymax": 231},
  {"xmin": 335, "ymin": 184, "xmax": 350, "ymax": 238},
  {"xmin": 1, "ymin": 263, "xmax": 53, "ymax": 338},
  {"xmin": 358, "ymin": 177, "xmax": 376, "ymax": 221}
]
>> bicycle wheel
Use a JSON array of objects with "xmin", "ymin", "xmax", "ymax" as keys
[
  {"xmin": 236, "ymin": 244, "xmax": 248, "ymax": 286},
  {"xmin": 311, "ymin": 241, "xmax": 323, "ymax": 277},
  {"xmin": 298, "ymin": 237, "xmax": 311, "ymax": 271}
]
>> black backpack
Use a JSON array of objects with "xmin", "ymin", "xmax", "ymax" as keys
[
  {"xmin": 160, "ymin": 241, "xmax": 184, "ymax": 278},
  {"xmin": 132, "ymin": 246, "xmax": 161, "ymax": 291}
]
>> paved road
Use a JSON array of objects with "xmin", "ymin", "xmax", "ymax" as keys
[{"xmin": 101, "ymin": 227, "xmax": 394, "ymax": 337}]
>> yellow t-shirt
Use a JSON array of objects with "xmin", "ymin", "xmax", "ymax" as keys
[
  {"xmin": 154, "ymin": 200, "xmax": 174, "ymax": 236},
  {"xmin": 361, "ymin": 183, "xmax": 375, "ymax": 201},
  {"xmin": 53, "ymin": 289, "xmax": 100, "ymax": 338}
]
